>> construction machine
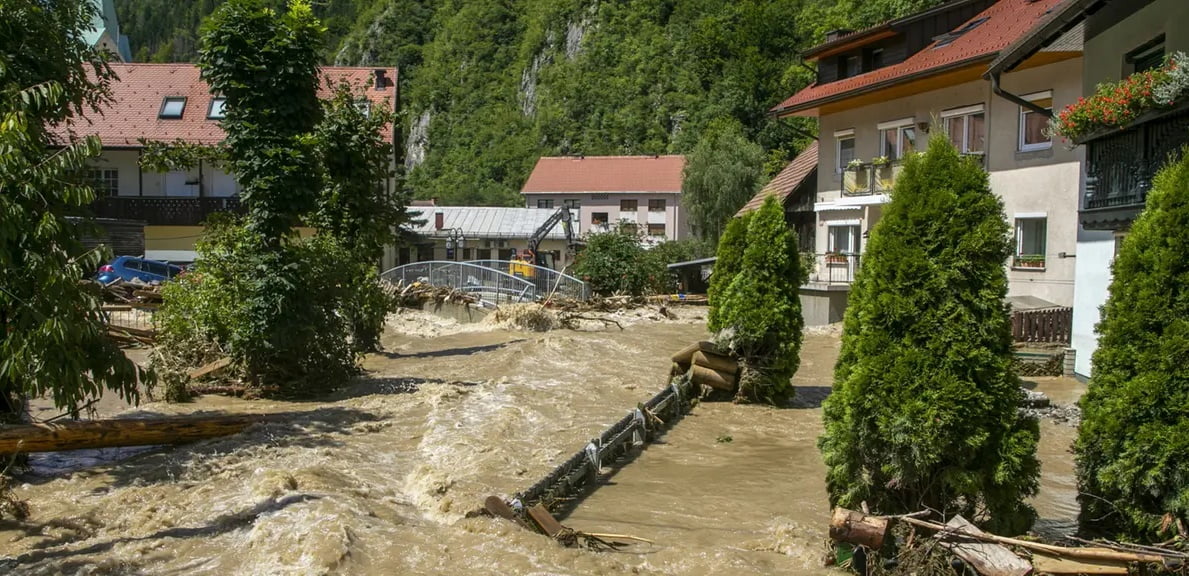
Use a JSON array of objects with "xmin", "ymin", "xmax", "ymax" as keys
[{"xmin": 512, "ymin": 207, "xmax": 583, "ymax": 274}]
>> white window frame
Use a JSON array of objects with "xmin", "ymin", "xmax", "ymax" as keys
[
  {"xmin": 207, "ymin": 97, "xmax": 227, "ymax": 119},
  {"xmin": 159, "ymin": 97, "xmax": 186, "ymax": 119},
  {"xmin": 1013, "ymin": 215, "xmax": 1048, "ymax": 268},
  {"xmin": 88, "ymin": 168, "xmax": 119, "ymax": 197},
  {"xmin": 878, "ymin": 117, "xmax": 916, "ymax": 161},
  {"xmin": 941, "ymin": 104, "xmax": 986, "ymax": 155},
  {"xmin": 827, "ymin": 221, "xmax": 862, "ymax": 254},
  {"xmin": 1019, "ymin": 90, "xmax": 1053, "ymax": 152},
  {"xmin": 835, "ymin": 129, "xmax": 856, "ymax": 174}
]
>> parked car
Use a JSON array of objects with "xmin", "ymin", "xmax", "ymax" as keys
[{"xmin": 96, "ymin": 256, "xmax": 185, "ymax": 285}]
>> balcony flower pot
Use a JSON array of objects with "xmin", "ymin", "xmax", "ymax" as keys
[
  {"xmin": 1014, "ymin": 256, "xmax": 1045, "ymax": 269},
  {"xmin": 826, "ymin": 253, "xmax": 848, "ymax": 265}
]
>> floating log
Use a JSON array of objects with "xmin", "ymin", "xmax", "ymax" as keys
[
  {"xmin": 935, "ymin": 515, "xmax": 1031, "ymax": 576},
  {"xmin": 829, "ymin": 507, "xmax": 890, "ymax": 550},
  {"xmin": 528, "ymin": 504, "xmax": 565, "ymax": 538},
  {"xmin": 692, "ymin": 350, "xmax": 738, "ymax": 375},
  {"xmin": 187, "ymin": 357, "xmax": 232, "ymax": 380},
  {"xmin": 0, "ymin": 413, "xmax": 287, "ymax": 454},
  {"xmin": 690, "ymin": 365, "xmax": 735, "ymax": 392},
  {"xmin": 671, "ymin": 341, "xmax": 718, "ymax": 365}
]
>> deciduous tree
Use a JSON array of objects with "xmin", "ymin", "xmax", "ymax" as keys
[{"xmin": 681, "ymin": 118, "xmax": 767, "ymax": 245}]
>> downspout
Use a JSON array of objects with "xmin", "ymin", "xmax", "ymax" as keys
[{"xmin": 990, "ymin": 71, "xmax": 1053, "ymax": 118}]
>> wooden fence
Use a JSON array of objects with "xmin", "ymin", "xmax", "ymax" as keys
[{"xmin": 1012, "ymin": 307, "xmax": 1073, "ymax": 344}]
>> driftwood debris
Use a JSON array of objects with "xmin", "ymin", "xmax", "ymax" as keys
[
  {"xmin": 671, "ymin": 342, "xmax": 740, "ymax": 393},
  {"xmin": 0, "ymin": 413, "xmax": 287, "ymax": 454},
  {"xmin": 187, "ymin": 357, "xmax": 233, "ymax": 380},
  {"xmin": 1030, "ymin": 551, "xmax": 1129, "ymax": 575},
  {"xmin": 671, "ymin": 341, "xmax": 718, "ymax": 365},
  {"xmin": 689, "ymin": 364, "xmax": 735, "ymax": 391},
  {"xmin": 830, "ymin": 507, "xmax": 890, "ymax": 550},
  {"xmin": 935, "ymin": 516, "xmax": 1032, "ymax": 576},
  {"xmin": 692, "ymin": 351, "xmax": 738, "ymax": 375}
]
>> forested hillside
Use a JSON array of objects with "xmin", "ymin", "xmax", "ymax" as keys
[{"xmin": 115, "ymin": 0, "xmax": 946, "ymax": 205}]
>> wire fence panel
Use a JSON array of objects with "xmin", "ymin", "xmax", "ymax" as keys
[
  {"xmin": 381, "ymin": 261, "xmax": 554, "ymax": 307},
  {"xmin": 466, "ymin": 260, "xmax": 590, "ymax": 301}
]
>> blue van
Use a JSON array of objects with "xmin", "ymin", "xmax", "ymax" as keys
[{"xmin": 96, "ymin": 256, "xmax": 185, "ymax": 285}]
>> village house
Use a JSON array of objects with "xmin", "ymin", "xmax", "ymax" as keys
[
  {"xmin": 400, "ymin": 206, "xmax": 578, "ymax": 270},
  {"xmin": 60, "ymin": 63, "xmax": 399, "ymax": 266},
  {"xmin": 987, "ymin": 0, "xmax": 1189, "ymax": 379},
  {"xmin": 771, "ymin": 0, "xmax": 1084, "ymax": 325},
  {"xmin": 520, "ymin": 155, "xmax": 689, "ymax": 242}
]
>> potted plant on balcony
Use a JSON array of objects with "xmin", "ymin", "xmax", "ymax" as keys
[
  {"xmin": 826, "ymin": 252, "xmax": 848, "ymax": 265},
  {"xmin": 844, "ymin": 159, "xmax": 869, "ymax": 195},
  {"xmin": 845, "ymin": 158, "xmax": 865, "ymax": 171},
  {"xmin": 1014, "ymin": 254, "xmax": 1045, "ymax": 269},
  {"xmin": 1051, "ymin": 52, "xmax": 1189, "ymax": 143}
]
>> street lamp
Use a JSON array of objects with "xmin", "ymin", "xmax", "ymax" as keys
[{"xmin": 444, "ymin": 228, "xmax": 466, "ymax": 261}]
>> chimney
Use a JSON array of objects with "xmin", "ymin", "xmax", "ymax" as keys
[
  {"xmin": 374, "ymin": 69, "xmax": 388, "ymax": 91},
  {"xmin": 429, "ymin": 197, "xmax": 438, "ymax": 206},
  {"xmin": 825, "ymin": 29, "xmax": 852, "ymax": 42},
  {"xmin": 434, "ymin": 211, "xmax": 444, "ymax": 230}
]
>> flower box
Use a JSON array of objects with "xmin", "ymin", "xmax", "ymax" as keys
[{"xmin": 826, "ymin": 253, "xmax": 849, "ymax": 265}]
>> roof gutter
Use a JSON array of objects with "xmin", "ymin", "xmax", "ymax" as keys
[{"xmin": 989, "ymin": 71, "xmax": 1052, "ymax": 118}]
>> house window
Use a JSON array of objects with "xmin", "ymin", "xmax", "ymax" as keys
[
  {"xmin": 942, "ymin": 105, "xmax": 986, "ymax": 154},
  {"xmin": 591, "ymin": 193, "xmax": 609, "ymax": 200},
  {"xmin": 878, "ymin": 119, "xmax": 916, "ymax": 162},
  {"xmin": 620, "ymin": 199, "xmax": 638, "ymax": 212},
  {"xmin": 355, "ymin": 100, "xmax": 371, "ymax": 117},
  {"xmin": 843, "ymin": 55, "xmax": 861, "ymax": 78},
  {"xmin": 836, "ymin": 129, "xmax": 856, "ymax": 173},
  {"xmin": 620, "ymin": 221, "xmax": 638, "ymax": 235},
  {"xmin": 827, "ymin": 224, "xmax": 860, "ymax": 254},
  {"xmin": 537, "ymin": 199, "xmax": 554, "ymax": 209},
  {"xmin": 591, "ymin": 212, "xmax": 608, "ymax": 226},
  {"xmin": 934, "ymin": 17, "xmax": 989, "ymax": 48},
  {"xmin": 1014, "ymin": 217, "xmax": 1047, "ymax": 268},
  {"xmin": 1019, "ymin": 91, "xmax": 1053, "ymax": 151},
  {"xmin": 563, "ymin": 199, "xmax": 581, "ymax": 209},
  {"xmin": 207, "ymin": 97, "xmax": 227, "ymax": 119},
  {"xmin": 1128, "ymin": 36, "xmax": 1165, "ymax": 74},
  {"xmin": 647, "ymin": 223, "xmax": 666, "ymax": 236},
  {"xmin": 870, "ymin": 48, "xmax": 885, "ymax": 70},
  {"xmin": 648, "ymin": 199, "xmax": 666, "ymax": 212},
  {"xmin": 160, "ymin": 97, "xmax": 186, "ymax": 119},
  {"xmin": 88, "ymin": 169, "xmax": 119, "ymax": 197}
]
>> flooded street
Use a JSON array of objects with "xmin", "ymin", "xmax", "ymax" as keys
[{"xmin": 2, "ymin": 310, "xmax": 1083, "ymax": 575}]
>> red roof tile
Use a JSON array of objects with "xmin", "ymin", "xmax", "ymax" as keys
[
  {"xmin": 773, "ymin": 0, "xmax": 1067, "ymax": 116},
  {"xmin": 55, "ymin": 63, "xmax": 397, "ymax": 146},
  {"xmin": 737, "ymin": 142, "xmax": 818, "ymax": 216},
  {"xmin": 521, "ymin": 155, "xmax": 685, "ymax": 194}
]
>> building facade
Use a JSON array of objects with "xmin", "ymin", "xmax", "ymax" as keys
[
  {"xmin": 520, "ymin": 155, "xmax": 689, "ymax": 241},
  {"xmin": 401, "ymin": 207, "xmax": 576, "ymax": 269},
  {"xmin": 989, "ymin": 0, "xmax": 1189, "ymax": 378},
  {"xmin": 772, "ymin": 0, "xmax": 1083, "ymax": 324},
  {"xmin": 56, "ymin": 63, "xmax": 399, "ymax": 266}
]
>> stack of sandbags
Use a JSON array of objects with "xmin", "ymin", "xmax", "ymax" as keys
[{"xmin": 671, "ymin": 341, "xmax": 738, "ymax": 392}]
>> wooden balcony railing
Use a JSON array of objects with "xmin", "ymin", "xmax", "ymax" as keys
[{"xmin": 92, "ymin": 196, "xmax": 244, "ymax": 226}]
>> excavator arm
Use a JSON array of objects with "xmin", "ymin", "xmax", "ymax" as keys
[{"xmin": 526, "ymin": 207, "xmax": 582, "ymax": 267}]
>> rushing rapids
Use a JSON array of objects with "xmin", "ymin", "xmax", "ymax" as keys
[{"xmin": 1, "ymin": 310, "xmax": 1081, "ymax": 575}]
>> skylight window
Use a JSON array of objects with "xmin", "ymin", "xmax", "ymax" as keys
[
  {"xmin": 355, "ymin": 100, "xmax": 371, "ymax": 117},
  {"xmin": 208, "ymin": 97, "xmax": 227, "ymax": 119},
  {"xmin": 159, "ymin": 97, "xmax": 186, "ymax": 119},
  {"xmin": 934, "ymin": 17, "xmax": 989, "ymax": 48}
]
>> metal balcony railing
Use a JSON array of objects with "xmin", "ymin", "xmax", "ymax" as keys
[
  {"xmin": 805, "ymin": 252, "xmax": 860, "ymax": 284},
  {"xmin": 92, "ymin": 196, "xmax": 244, "ymax": 226},
  {"xmin": 842, "ymin": 163, "xmax": 902, "ymax": 197}
]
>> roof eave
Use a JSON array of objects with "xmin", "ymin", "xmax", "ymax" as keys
[{"xmin": 984, "ymin": 0, "xmax": 1101, "ymax": 77}]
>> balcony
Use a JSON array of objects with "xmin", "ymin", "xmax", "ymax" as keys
[
  {"xmin": 842, "ymin": 163, "xmax": 902, "ymax": 197},
  {"xmin": 1082, "ymin": 106, "xmax": 1189, "ymax": 230},
  {"xmin": 805, "ymin": 252, "xmax": 860, "ymax": 284},
  {"xmin": 92, "ymin": 196, "xmax": 244, "ymax": 226}
]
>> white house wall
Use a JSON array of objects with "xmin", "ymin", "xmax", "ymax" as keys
[
  {"xmin": 816, "ymin": 57, "xmax": 1084, "ymax": 307},
  {"xmin": 1082, "ymin": 0, "xmax": 1189, "ymax": 94},
  {"xmin": 525, "ymin": 192, "xmax": 687, "ymax": 241}
]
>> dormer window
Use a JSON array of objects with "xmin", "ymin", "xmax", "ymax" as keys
[
  {"xmin": 840, "ymin": 55, "xmax": 861, "ymax": 79},
  {"xmin": 355, "ymin": 100, "xmax": 371, "ymax": 118},
  {"xmin": 159, "ymin": 97, "xmax": 186, "ymax": 119},
  {"xmin": 207, "ymin": 97, "xmax": 227, "ymax": 119},
  {"xmin": 934, "ymin": 17, "xmax": 989, "ymax": 48}
]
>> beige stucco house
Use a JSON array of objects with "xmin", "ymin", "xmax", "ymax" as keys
[{"xmin": 771, "ymin": 0, "xmax": 1083, "ymax": 324}]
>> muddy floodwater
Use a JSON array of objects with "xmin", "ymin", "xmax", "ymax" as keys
[{"xmin": 1, "ymin": 310, "xmax": 1083, "ymax": 575}]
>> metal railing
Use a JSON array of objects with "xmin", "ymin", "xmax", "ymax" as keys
[
  {"xmin": 466, "ymin": 260, "xmax": 590, "ymax": 301},
  {"xmin": 842, "ymin": 163, "xmax": 902, "ymax": 197},
  {"xmin": 92, "ymin": 196, "xmax": 243, "ymax": 226},
  {"xmin": 381, "ymin": 261, "xmax": 540, "ymax": 307},
  {"xmin": 805, "ymin": 252, "xmax": 860, "ymax": 284}
]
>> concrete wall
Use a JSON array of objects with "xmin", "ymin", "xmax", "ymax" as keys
[
  {"xmin": 1083, "ymin": 0, "xmax": 1189, "ymax": 93},
  {"xmin": 1071, "ymin": 229, "xmax": 1115, "ymax": 378},
  {"xmin": 93, "ymin": 151, "xmax": 240, "ymax": 198},
  {"xmin": 816, "ymin": 58, "xmax": 1083, "ymax": 307},
  {"xmin": 523, "ymin": 192, "xmax": 688, "ymax": 240},
  {"xmin": 800, "ymin": 287, "xmax": 850, "ymax": 327}
]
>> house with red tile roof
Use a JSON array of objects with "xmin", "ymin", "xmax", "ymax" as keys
[
  {"xmin": 60, "ymin": 63, "xmax": 398, "ymax": 264},
  {"xmin": 773, "ymin": 0, "xmax": 1085, "ymax": 324},
  {"xmin": 737, "ymin": 141, "xmax": 817, "ymax": 252},
  {"xmin": 521, "ymin": 155, "xmax": 688, "ymax": 241}
]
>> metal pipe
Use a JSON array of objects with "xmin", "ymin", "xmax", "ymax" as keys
[{"xmin": 990, "ymin": 72, "xmax": 1053, "ymax": 118}]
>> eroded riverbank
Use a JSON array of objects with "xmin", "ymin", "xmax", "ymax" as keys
[{"xmin": 1, "ymin": 310, "xmax": 1084, "ymax": 574}]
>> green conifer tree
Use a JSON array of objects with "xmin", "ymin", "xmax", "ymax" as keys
[
  {"xmin": 714, "ymin": 197, "xmax": 804, "ymax": 403},
  {"xmin": 819, "ymin": 136, "xmax": 1040, "ymax": 534},
  {"xmin": 1076, "ymin": 152, "xmax": 1189, "ymax": 542},
  {"xmin": 707, "ymin": 212, "xmax": 751, "ymax": 333}
]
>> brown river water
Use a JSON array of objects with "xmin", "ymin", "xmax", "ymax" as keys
[{"xmin": 1, "ymin": 309, "xmax": 1082, "ymax": 575}]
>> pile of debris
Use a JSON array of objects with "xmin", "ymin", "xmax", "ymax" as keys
[
  {"xmin": 830, "ymin": 507, "xmax": 1188, "ymax": 575},
  {"xmin": 671, "ymin": 341, "xmax": 739, "ymax": 396},
  {"xmin": 382, "ymin": 279, "xmax": 481, "ymax": 309},
  {"xmin": 98, "ymin": 278, "xmax": 164, "ymax": 307}
]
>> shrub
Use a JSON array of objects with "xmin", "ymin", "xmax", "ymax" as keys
[
  {"xmin": 645, "ymin": 238, "xmax": 712, "ymax": 294},
  {"xmin": 713, "ymin": 197, "xmax": 804, "ymax": 403},
  {"xmin": 819, "ymin": 136, "xmax": 1040, "ymax": 535},
  {"xmin": 572, "ymin": 226, "xmax": 666, "ymax": 296},
  {"xmin": 707, "ymin": 212, "xmax": 751, "ymax": 332},
  {"xmin": 1075, "ymin": 150, "xmax": 1189, "ymax": 542}
]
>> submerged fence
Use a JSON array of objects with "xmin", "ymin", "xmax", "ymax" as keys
[
  {"xmin": 381, "ymin": 260, "xmax": 590, "ymax": 306},
  {"xmin": 1011, "ymin": 307, "xmax": 1073, "ymax": 344}
]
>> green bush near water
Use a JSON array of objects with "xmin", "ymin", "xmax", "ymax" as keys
[
  {"xmin": 1076, "ymin": 151, "xmax": 1189, "ymax": 542},
  {"xmin": 819, "ymin": 136, "xmax": 1040, "ymax": 535}
]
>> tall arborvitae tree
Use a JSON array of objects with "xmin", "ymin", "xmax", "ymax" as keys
[
  {"xmin": 714, "ymin": 197, "xmax": 804, "ymax": 403},
  {"xmin": 819, "ymin": 136, "xmax": 1040, "ymax": 535},
  {"xmin": 707, "ymin": 212, "xmax": 752, "ymax": 332},
  {"xmin": 1076, "ymin": 152, "xmax": 1189, "ymax": 542},
  {"xmin": 0, "ymin": 0, "xmax": 148, "ymax": 420}
]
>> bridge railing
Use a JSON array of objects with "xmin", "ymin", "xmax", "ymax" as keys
[
  {"xmin": 381, "ymin": 261, "xmax": 540, "ymax": 307},
  {"xmin": 466, "ymin": 260, "xmax": 590, "ymax": 301}
]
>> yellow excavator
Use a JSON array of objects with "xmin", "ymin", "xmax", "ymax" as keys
[{"xmin": 510, "ymin": 207, "xmax": 582, "ymax": 277}]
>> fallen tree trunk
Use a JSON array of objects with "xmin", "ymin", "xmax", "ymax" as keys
[
  {"xmin": 671, "ymin": 341, "xmax": 718, "ymax": 366},
  {"xmin": 830, "ymin": 507, "xmax": 890, "ymax": 550},
  {"xmin": 0, "ymin": 413, "xmax": 288, "ymax": 454},
  {"xmin": 692, "ymin": 351, "xmax": 738, "ymax": 375},
  {"xmin": 690, "ymin": 365, "xmax": 735, "ymax": 392}
]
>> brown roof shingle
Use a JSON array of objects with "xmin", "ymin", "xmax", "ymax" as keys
[
  {"xmin": 521, "ymin": 155, "xmax": 685, "ymax": 194},
  {"xmin": 56, "ymin": 63, "xmax": 397, "ymax": 147},
  {"xmin": 737, "ymin": 142, "xmax": 818, "ymax": 216}
]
